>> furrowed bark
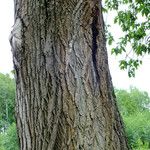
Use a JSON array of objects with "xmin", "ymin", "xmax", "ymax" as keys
[{"xmin": 10, "ymin": 0, "xmax": 130, "ymax": 149}]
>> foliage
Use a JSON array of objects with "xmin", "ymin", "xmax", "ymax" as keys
[
  {"xmin": 104, "ymin": 0, "xmax": 150, "ymax": 77},
  {"xmin": 0, "ymin": 123, "xmax": 19, "ymax": 150},
  {"xmin": 116, "ymin": 87, "xmax": 150, "ymax": 149},
  {"xmin": 124, "ymin": 112, "xmax": 150, "ymax": 149},
  {"xmin": 0, "ymin": 73, "xmax": 15, "ymax": 129},
  {"xmin": 116, "ymin": 87, "xmax": 150, "ymax": 115},
  {"xmin": 0, "ymin": 73, "xmax": 18, "ymax": 150}
]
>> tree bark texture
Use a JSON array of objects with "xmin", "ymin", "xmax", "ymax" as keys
[{"xmin": 10, "ymin": 0, "xmax": 130, "ymax": 149}]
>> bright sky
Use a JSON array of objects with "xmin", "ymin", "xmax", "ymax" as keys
[
  {"xmin": 0, "ymin": 1, "xmax": 14, "ymax": 73},
  {"xmin": 0, "ymin": 1, "xmax": 150, "ymax": 94}
]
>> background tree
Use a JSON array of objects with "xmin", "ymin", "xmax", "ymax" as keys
[
  {"xmin": 0, "ymin": 73, "xmax": 15, "ymax": 130},
  {"xmin": 0, "ymin": 73, "xmax": 19, "ymax": 150},
  {"xmin": 0, "ymin": 123, "xmax": 19, "ymax": 150},
  {"xmin": 116, "ymin": 87, "xmax": 150, "ymax": 149},
  {"xmin": 116, "ymin": 87, "xmax": 150, "ymax": 115},
  {"xmin": 10, "ymin": 0, "xmax": 129, "ymax": 149}
]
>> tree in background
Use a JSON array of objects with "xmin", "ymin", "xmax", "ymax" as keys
[
  {"xmin": 0, "ymin": 73, "xmax": 19, "ymax": 150},
  {"xmin": 0, "ymin": 73, "xmax": 15, "ymax": 130},
  {"xmin": 0, "ymin": 123, "xmax": 19, "ymax": 150},
  {"xmin": 10, "ymin": 0, "xmax": 129, "ymax": 149},
  {"xmin": 116, "ymin": 87, "xmax": 150, "ymax": 115},
  {"xmin": 116, "ymin": 87, "xmax": 150, "ymax": 149}
]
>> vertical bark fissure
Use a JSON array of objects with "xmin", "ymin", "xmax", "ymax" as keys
[{"xmin": 91, "ymin": 6, "xmax": 100, "ymax": 83}]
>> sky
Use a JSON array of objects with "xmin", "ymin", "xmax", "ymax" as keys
[
  {"xmin": 0, "ymin": 1, "xmax": 150, "ymax": 94},
  {"xmin": 0, "ymin": 1, "xmax": 14, "ymax": 73}
]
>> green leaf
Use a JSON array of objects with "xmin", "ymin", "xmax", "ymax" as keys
[{"xmin": 104, "ymin": 0, "xmax": 150, "ymax": 76}]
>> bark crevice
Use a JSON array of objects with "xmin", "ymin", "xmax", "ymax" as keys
[{"xmin": 91, "ymin": 6, "xmax": 100, "ymax": 83}]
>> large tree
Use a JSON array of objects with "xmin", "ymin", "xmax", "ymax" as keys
[{"xmin": 10, "ymin": 0, "xmax": 129, "ymax": 149}]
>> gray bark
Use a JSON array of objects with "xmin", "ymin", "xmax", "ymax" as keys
[{"xmin": 10, "ymin": 0, "xmax": 130, "ymax": 149}]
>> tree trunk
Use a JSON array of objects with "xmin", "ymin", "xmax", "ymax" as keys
[{"xmin": 10, "ymin": 0, "xmax": 130, "ymax": 149}]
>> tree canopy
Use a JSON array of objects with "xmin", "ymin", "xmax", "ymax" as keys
[
  {"xmin": 0, "ymin": 73, "xmax": 15, "ymax": 129},
  {"xmin": 116, "ymin": 87, "xmax": 150, "ymax": 149},
  {"xmin": 104, "ymin": 0, "xmax": 150, "ymax": 77},
  {"xmin": 0, "ymin": 73, "xmax": 19, "ymax": 150}
]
